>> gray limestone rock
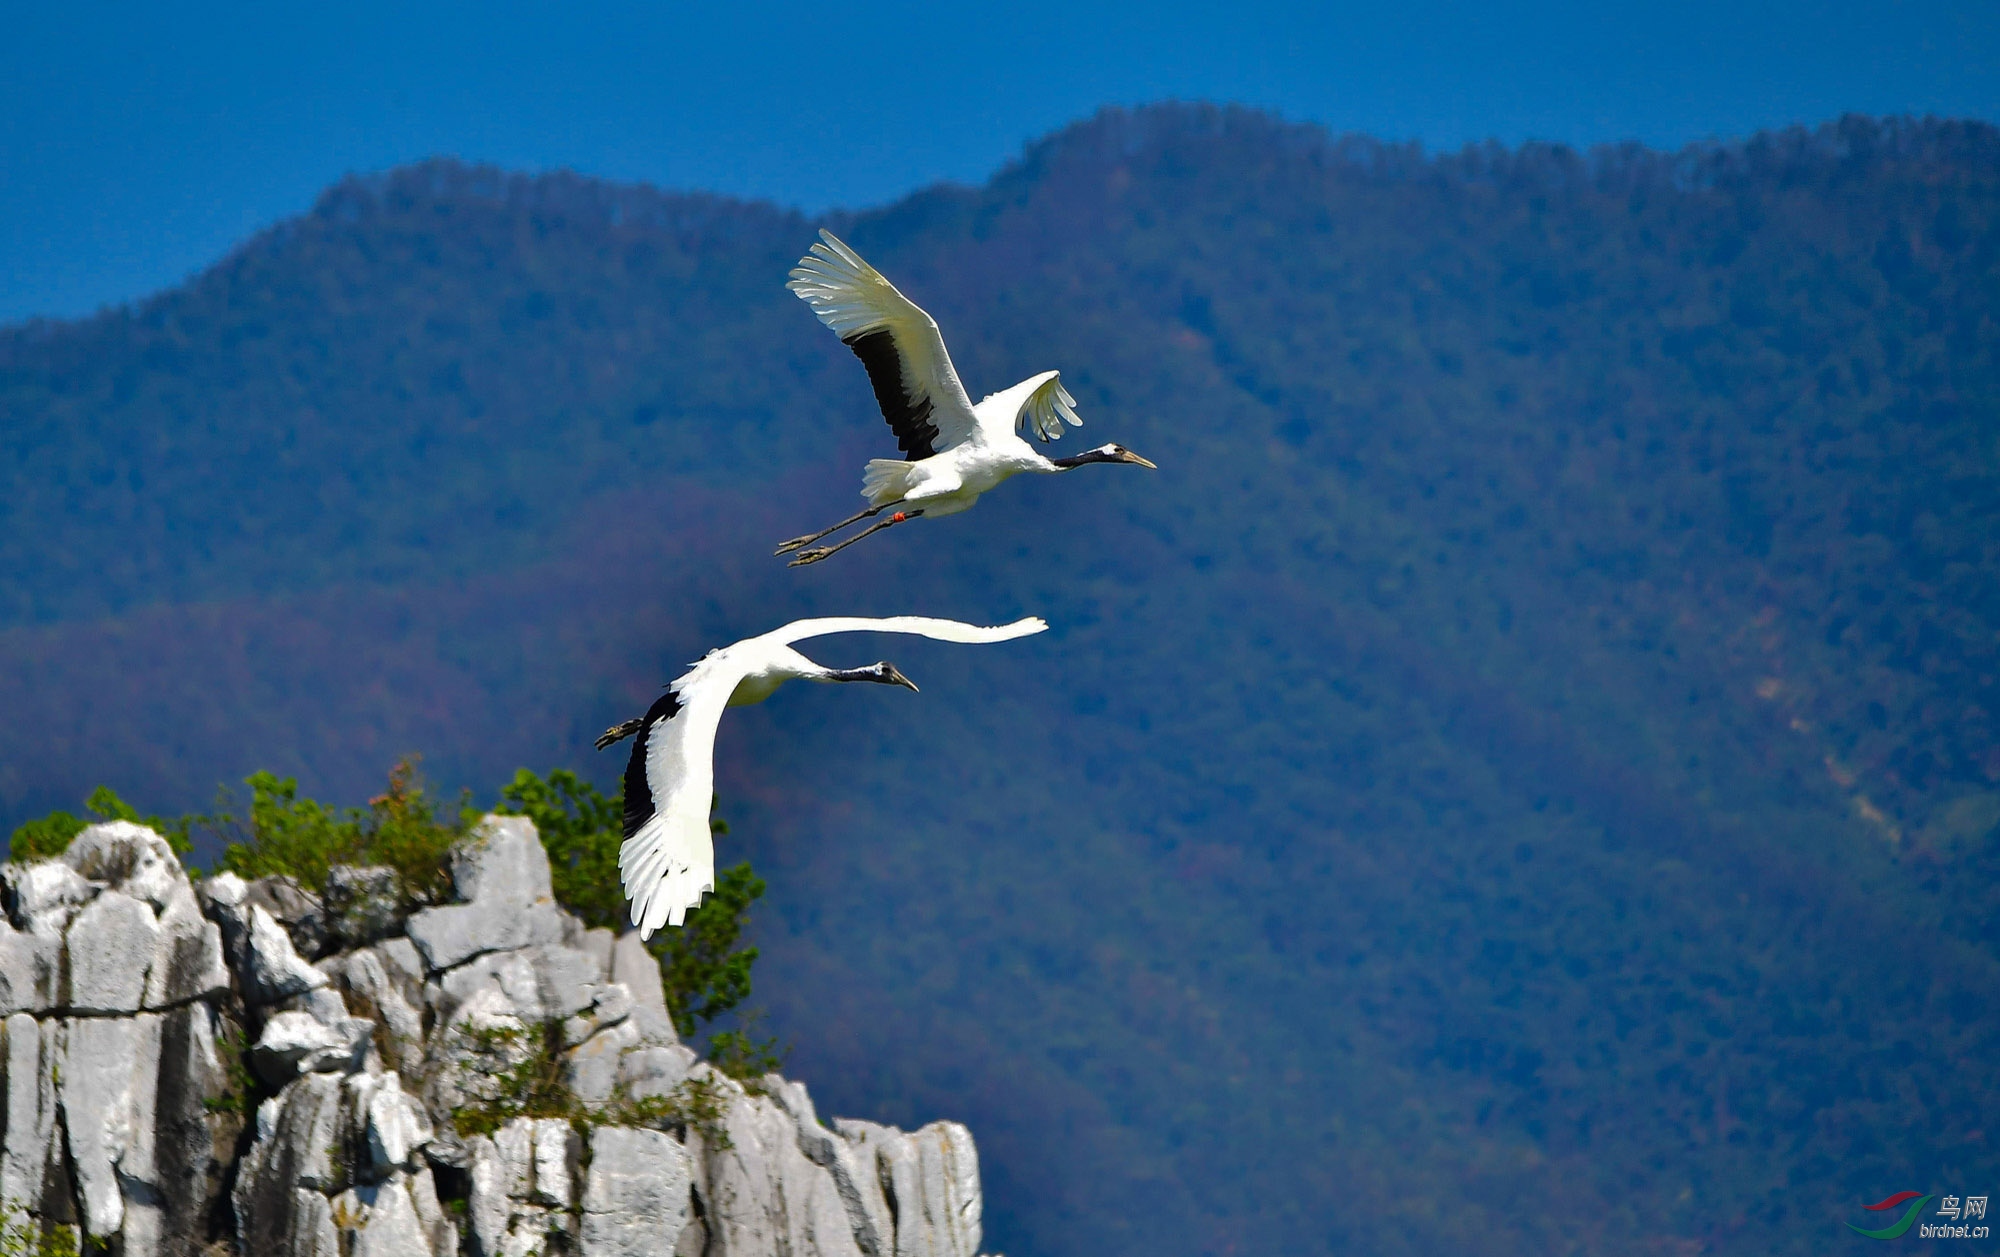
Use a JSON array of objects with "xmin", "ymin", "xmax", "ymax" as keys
[
  {"xmin": 243, "ymin": 877, "xmax": 330, "ymax": 960},
  {"xmin": 330, "ymin": 1168, "xmax": 456, "ymax": 1257},
  {"xmin": 406, "ymin": 899, "xmax": 568, "ymax": 974},
  {"xmin": 465, "ymin": 1118, "xmax": 578, "ymax": 1257},
  {"xmin": 58, "ymin": 885, "xmax": 226, "ymax": 1019},
  {"xmin": 452, "ymin": 816, "xmax": 554, "ymax": 904},
  {"xmin": 0, "ymin": 923, "xmax": 64, "ymax": 1016},
  {"xmin": 321, "ymin": 946, "xmax": 426, "ymax": 1070},
  {"xmin": 63, "ymin": 890, "xmax": 160, "ymax": 1013},
  {"xmin": 577, "ymin": 927, "xmax": 615, "ymax": 981},
  {"xmin": 565, "ymin": 1017, "xmax": 641, "ymax": 1106},
  {"xmin": 406, "ymin": 816, "xmax": 568, "ymax": 972},
  {"xmin": 611, "ymin": 930, "xmax": 669, "ymax": 1017},
  {"xmin": 196, "ymin": 871, "xmax": 251, "ymax": 963},
  {"xmin": 425, "ymin": 985, "xmax": 531, "ymax": 1116},
  {"xmin": 465, "ymin": 1128, "xmax": 525, "ymax": 1257},
  {"xmin": 581, "ymin": 1126, "xmax": 692, "ymax": 1257},
  {"xmin": 235, "ymin": 1072, "xmax": 349, "ymax": 1251},
  {"xmin": 775, "ymin": 1080, "xmax": 887, "ymax": 1257},
  {"xmin": 530, "ymin": 1118, "xmax": 581, "ymax": 1208},
  {"xmin": 563, "ymin": 981, "xmax": 633, "ymax": 1047},
  {"xmin": 834, "ymin": 1120, "xmax": 984, "ymax": 1257},
  {"xmin": 355, "ymin": 1072, "xmax": 433, "ymax": 1176},
  {"xmin": 621, "ymin": 1041, "xmax": 696, "ymax": 1096},
  {"xmin": 697, "ymin": 1072, "xmax": 867, "ymax": 1257},
  {"xmin": 143, "ymin": 892, "xmax": 230, "ymax": 1010},
  {"xmin": 322, "ymin": 865, "xmax": 405, "ymax": 950},
  {"xmin": 2, "ymin": 860, "xmax": 94, "ymax": 930},
  {"xmin": 57, "ymin": 1014, "xmax": 163, "ymax": 1239},
  {"xmin": 69, "ymin": 999, "xmax": 236, "ymax": 1257},
  {"xmin": 0, "ymin": 815, "xmax": 991, "ymax": 1257},
  {"xmin": 242, "ymin": 905, "xmax": 332, "ymax": 1005},
  {"xmin": 0, "ymin": 1013, "xmax": 59, "ymax": 1218},
  {"xmin": 250, "ymin": 1010, "xmax": 370, "ymax": 1083},
  {"xmin": 566, "ymin": 1005, "xmax": 686, "ymax": 1106},
  {"xmin": 62, "ymin": 821, "xmax": 181, "ymax": 910},
  {"xmin": 267, "ymin": 1189, "xmax": 340, "ymax": 1257},
  {"xmin": 204, "ymin": 871, "xmax": 333, "ymax": 970},
  {"xmin": 149, "ymin": 1001, "xmax": 237, "ymax": 1254},
  {"xmin": 376, "ymin": 935, "xmax": 424, "ymax": 983},
  {"xmin": 436, "ymin": 943, "xmax": 608, "ymax": 1025}
]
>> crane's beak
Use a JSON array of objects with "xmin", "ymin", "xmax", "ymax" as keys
[
  {"xmin": 877, "ymin": 663, "xmax": 920, "ymax": 692},
  {"xmin": 1118, "ymin": 450, "xmax": 1158, "ymax": 469}
]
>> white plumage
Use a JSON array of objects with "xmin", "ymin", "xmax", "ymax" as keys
[
  {"xmin": 597, "ymin": 615, "xmax": 1049, "ymax": 938},
  {"xmin": 777, "ymin": 230, "xmax": 1155, "ymax": 565}
]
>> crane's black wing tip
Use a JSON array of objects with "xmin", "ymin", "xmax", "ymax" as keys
[
  {"xmin": 619, "ymin": 688, "xmax": 685, "ymax": 839},
  {"xmin": 842, "ymin": 328, "xmax": 941, "ymax": 460}
]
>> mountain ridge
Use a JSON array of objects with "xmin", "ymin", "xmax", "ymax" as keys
[{"xmin": 5, "ymin": 103, "xmax": 1999, "ymax": 1256}]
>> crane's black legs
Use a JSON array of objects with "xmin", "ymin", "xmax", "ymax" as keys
[
  {"xmin": 787, "ymin": 509, "xmax": 924, "ymax": 566},
  {"xmin": 774, "ymin": 503, "xmax": 894, "ymax": 555}
]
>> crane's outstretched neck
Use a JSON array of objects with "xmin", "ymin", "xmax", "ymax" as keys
[
  {"xmin": 819, "ymin": 662, "xmax": 920, "ymax": 691},
  {"xmin": 1047, "ymin": 443, "xmax": 1158, "ymax": 471}
]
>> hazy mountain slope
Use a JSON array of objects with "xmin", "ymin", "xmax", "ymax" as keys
[
  {"xmin": 4, "ymin": 107, "xmax": 1998, "ymax": 1256},
  {"xmin": 0, "ymin": 166, "xmax": 817, "ymax": 623}
]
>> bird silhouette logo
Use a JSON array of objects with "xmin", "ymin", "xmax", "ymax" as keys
[{"xmin": 1845, "ymin": 1191, "xmax": 1932, "ymax": 1239}]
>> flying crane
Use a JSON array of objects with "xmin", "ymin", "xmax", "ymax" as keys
[
  {"xmin": 777, "ymin": 230, "xmax": 1156, "ymax": 566},
  {"xmin": 596, "ymin": 614, "xmax": 1049, "ymax": 937}
]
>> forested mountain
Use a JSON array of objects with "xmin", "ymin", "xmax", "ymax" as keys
[{"xmin": 4, "ymin": 106, "xmax": 1997, "ymax": 1255}]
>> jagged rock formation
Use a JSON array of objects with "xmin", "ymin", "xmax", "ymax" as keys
[{"xmin": 0, "ymin": 817, "xmax": 986, "ymax": 1256}]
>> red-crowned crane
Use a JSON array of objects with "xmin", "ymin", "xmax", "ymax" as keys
[
  {"xmin": 777, "ymin": 230, "xmax": 1155, "ymax": 566},
  {"xmin": 595, "ymin": 614, "xmax": 1049, "ymax": 937}
]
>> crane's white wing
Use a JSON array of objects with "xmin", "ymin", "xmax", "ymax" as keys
[
  {"xmin": 788, "ymin": 230, "xmax": 980, "ymax": 458},
  {"xmin": 618, "ymin": 657, "xmax": 739, "ymax": 939},
  {"xmin": 767, "ymin": 615, "xmax": 1049, "ymax": 648},
  {"xmin": 1014, "ymin": 370, "xmax": 1084, "ymax": 443},
  {"xmin": 619, "ymin": 615, "xmax": 1046, "ymax": 937}
]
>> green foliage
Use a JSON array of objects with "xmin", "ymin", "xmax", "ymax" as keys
[
  {"xmin": 202, "ymin": 771, "xmax": 362, "ymax": 890},
  {"xmin": 615, "ymin": 1073, "xmax": 733, "ymax": 1147},
  {"xmin": 447, "ymin": 1019, "xmax": 732, "ymax": 1149},
  {"xmin": 0, "ymin": 1202, "xmax": 79, "ymax": 1257},
  {"xmin": 705, "ymin": 1014, "xmax": 788, "ymax": 1082},
  {"xmin": 202, "ymin": 1021, "xmax": 259, "ymax": 1117},
  {"xmin": 8, "ymin": 786, "xmax": 190, "ymax": 862},
  {"xmin": 447, "ymin": 1021, "xmax": 577, "ymax": 1138},
  {"xmin": 205, "ymin": 757, "xmax": 461, "ymax": 900},
  {"xmin": 7, "ymin": 812, "xmax": 81, "ymax": 864}
]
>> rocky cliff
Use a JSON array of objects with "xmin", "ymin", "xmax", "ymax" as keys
[{"xmin": 0, "ymin": 817, "xmax": 985, "ymax": 1256}]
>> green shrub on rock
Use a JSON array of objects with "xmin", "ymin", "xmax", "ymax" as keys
[
  {"xmin": 202, "ymin": 757, "xmax": 462, "ymax": 902},
  {"xmin": 8, "ymin": 786, "xmax": 191, "ymax": 862}
]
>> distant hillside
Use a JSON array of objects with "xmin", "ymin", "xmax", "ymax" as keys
[{"xmin": 4, "ymin": 106, "xmax": 1998, "ymax": 1256}]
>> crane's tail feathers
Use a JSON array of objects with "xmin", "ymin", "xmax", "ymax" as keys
[
  {"xmin": 620, "ymin": 813, "xmax": 717, "ymax": 941},
  {"xmin": 861, "ymin": 459, "xmax": 917, "ymax": 506}
]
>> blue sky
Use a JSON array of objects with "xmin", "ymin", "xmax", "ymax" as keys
[{"xmin": 4, "ymin": 0, "xmax": 1995, "ymax": 325}]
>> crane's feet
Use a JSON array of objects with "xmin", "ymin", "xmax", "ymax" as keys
[
  {"xmin": 774, "ymin": 534, "xmax": 817, "ymax": 555},
  {"xmin": 787, "ymin": 547, "xmax": 833, "ymax": 567}
]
